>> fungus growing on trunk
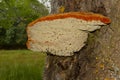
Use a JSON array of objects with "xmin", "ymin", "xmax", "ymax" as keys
[{"xmin": 26, "ymin": 12, "xmax": 111, "ymax": 56}]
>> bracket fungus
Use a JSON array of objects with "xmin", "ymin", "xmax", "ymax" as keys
[{"xmin": 26, "ymin": 12, "xmax": 111, "ymax": 56}]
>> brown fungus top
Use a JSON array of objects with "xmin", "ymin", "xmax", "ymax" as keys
[
  {"xmin": 26, "ymin": 12, "xmax": 111, "ymax": 56},
  {"xmin": 28, "ymin": 12, "xmax": 111, "ymax": 27}
]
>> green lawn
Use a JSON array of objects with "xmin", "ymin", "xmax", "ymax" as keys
[{"xmin": 0, "ymin": 50, "xmax": 46, "ymax": 80}]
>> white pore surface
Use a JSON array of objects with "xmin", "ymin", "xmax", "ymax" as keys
[{"xmin": 28, "ymin": 18, "xmax": 105, "ymax": 56}]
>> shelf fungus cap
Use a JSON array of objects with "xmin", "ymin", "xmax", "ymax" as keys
[{"xmin": 27, "ymin": 12, "xmax": 111, "ymax": 56}]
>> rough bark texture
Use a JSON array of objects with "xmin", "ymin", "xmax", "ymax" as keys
[{"xmin": 44, "ymin": 0, "xmax": 120, "ymax": 80}]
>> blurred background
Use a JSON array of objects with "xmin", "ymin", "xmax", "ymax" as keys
[
  {"xmin": 0, "ymin": 0, "xmax": 50, "ymax": 49},
  {"xmin": 0, "ymin": 0, "xmax": 50, "ymax": 80}
]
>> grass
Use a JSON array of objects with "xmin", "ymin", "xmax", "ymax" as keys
[{"xmin": 0, "ymin": 50, "xmax": 46, "ymax": 80}]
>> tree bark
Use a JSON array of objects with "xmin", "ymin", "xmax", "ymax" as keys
[{"xmin": 44, "ymin": 0, "xmax": 120, "ymax": 80}]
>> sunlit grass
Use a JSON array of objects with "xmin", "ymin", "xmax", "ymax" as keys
[{"xmin": 0, "ymin": 50, "xmax": 46, "ymax": 80}]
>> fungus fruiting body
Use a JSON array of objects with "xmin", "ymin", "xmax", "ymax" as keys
[{"xmin": 27, "ymin": 12, "xmax": 111, "ymax": 56}]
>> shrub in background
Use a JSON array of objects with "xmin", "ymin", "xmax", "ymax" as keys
[{"xmin": 0, "ymin": 0, "xmax": 49, "ymax": 49}]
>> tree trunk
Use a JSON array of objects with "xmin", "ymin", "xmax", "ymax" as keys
[{"xmin": 44, "ymin": 0, "xmax": 120, "ymax": 80}]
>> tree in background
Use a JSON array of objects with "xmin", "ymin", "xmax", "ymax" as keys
[
  {"xmin": 44, "ymin": 0, "xmax": 120, "ymax": 80},
  {"xmin": 0, "ymin": 0, "xmax": 48, "ymax": 49}
]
